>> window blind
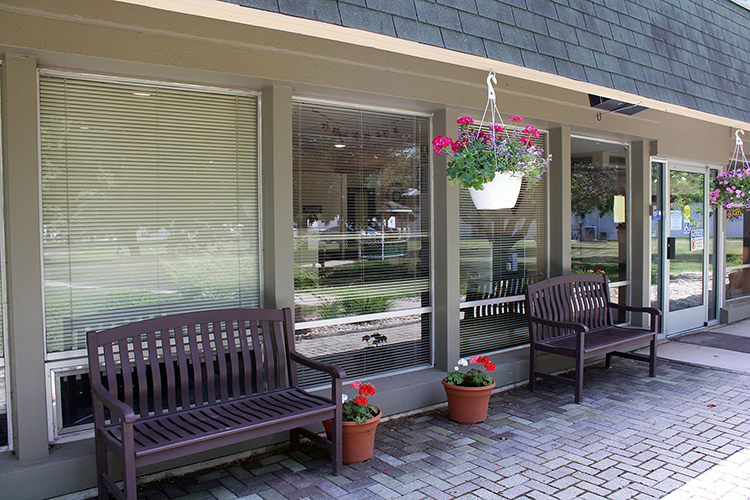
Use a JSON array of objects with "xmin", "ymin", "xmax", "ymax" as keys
[
  {"xmin": 458, "ymin": 131, "xmax": 548, "ymax": 356},
  {"xmin": 292, "ymin": 100, "xmax": 431, "ymax": 382},
  {"xmin": 40, "ymin": 75, "xmax": 260, "ymax": 354}
]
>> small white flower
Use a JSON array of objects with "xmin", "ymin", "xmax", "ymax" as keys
[
  {"xmin": 454, "ymin": 366, "xmax": 460, "ymax": 371},
  {"xmin": 342, "ymin": 394, "xmax": 349, "ymax": 404},
  {"xmin": 457, "ymin": 358, "xmax": 468, "ymax": 367}
]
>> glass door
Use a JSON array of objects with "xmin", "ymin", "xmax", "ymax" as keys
[{"xmin": 661, "ymin": 164, "xmax": 718, "ymax": 334}]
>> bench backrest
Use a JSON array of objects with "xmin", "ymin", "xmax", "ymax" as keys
[
  {"xmin": 87, "ymin": 308, "xmax": 298, "ymax": 422},
  {"xmin": 525, "ymin": 274, "xmax": 613, "ymax": 341}
]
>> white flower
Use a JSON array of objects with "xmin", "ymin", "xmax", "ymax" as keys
[
  {"xmin": 454, "ymin": 366, "xmax": 460, "ymax": 371},
  {"xmin": 457, "ymin": 358, "xmax": 468, "ymax": 367},
  {"xmin": 342, "ymin": 394, "xmax": 349, "ymax": 404}
]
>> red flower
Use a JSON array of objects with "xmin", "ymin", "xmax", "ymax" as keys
[
  {"xmin": 485, "ymin": 362, "xmax": 496, "ymax": 371},
  {"xmin": 354, "ymin": 396, "xmax": 368, "ymax": 406},
  {"xmin": 457, "ymin": 116, "xmax": 474, "ymax": 125},
  {"xmin": 359, "ymin": 383, "xmax": 375, "ymax": 396}
]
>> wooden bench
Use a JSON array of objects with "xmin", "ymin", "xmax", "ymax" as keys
[
  {"xmin": 524, "ymin": 274, "xmax": 661, "ymax": 403},
  {"xmin": 86, "ymin": 307, "xmax": 345, "ymax": 500}
]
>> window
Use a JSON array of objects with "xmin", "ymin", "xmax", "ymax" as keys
[
  {"xmin": 458, "ymin": 130, "xmax": 548, "ymax": 356},
  {"xmin": 292, "ymin": 101, "xmax": 431, "ymax": 385},
  {"xmin": 571, "ymin": 138, "xmax": 629, "ymax": 314},
  {"xmin": 40, "ymin": 74, "xmax": 260, "ymax": 358}
]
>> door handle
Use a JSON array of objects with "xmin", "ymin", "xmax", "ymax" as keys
[{"xmin": 667, "ymin": 237, "xmax": 676, "ymax": 259}]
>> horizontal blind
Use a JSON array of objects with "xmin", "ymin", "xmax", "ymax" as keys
[
  {"xmin": 459, "ymin": 131, "xmax": 547, "ymax": 357},
  {"xmin": 292, "ymin": 101, "xmax": 431, "ymax": 382},
  {"xmin": 40, "ymin": 75, "xmax": 260, "ymax": 354}
]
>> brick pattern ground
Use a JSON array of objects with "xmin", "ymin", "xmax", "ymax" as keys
[{"xmin": 133, "ymin": 359, "xmax": 750, "ymax": 500}]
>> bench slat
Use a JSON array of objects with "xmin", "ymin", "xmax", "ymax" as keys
[
  {"xmin": 213, "ymin": 321, "xmax": 229, "ymax": 401},
  {"xmin": 146, "ymin": 332, "xmax": 163, "ymax": 416}
]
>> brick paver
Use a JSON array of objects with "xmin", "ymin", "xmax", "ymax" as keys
[{"xmin": 132, "ymin": 359, "xmax": 750, "ymax": 500}]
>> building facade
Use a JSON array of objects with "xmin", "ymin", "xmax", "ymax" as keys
[{"xmin": 1, "ymin": 0, "xmax": 749, "ymax": 497}]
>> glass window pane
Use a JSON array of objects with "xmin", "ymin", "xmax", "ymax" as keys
[
  {"xmin": 292, "ymin": 101, "xmax": 431, "ymax": 384},
  {"xmin": 458, "ymin": 130, "xmax": 548, "ymax": 356},
  {"xmin": 40, "ymin": 75, "xmax": 260, "ymax": 354},
  {"xmin": 571, "ymin": 138, "xmax": 628, "ymax": 282}
]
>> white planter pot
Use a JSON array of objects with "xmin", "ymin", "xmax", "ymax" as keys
[{"xmin": 468, "ymin": 172, "xmax": 523, "ymax": 210}]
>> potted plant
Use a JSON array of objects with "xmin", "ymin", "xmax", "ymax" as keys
[
  {"xmin": 323, "ymin": 380, "xmax": 381, "ymax": 464},
  {"xmin": 433, "ymin": 115, "xmax": 551, "ymax": 209},
  {"xmin": 442, "ymin": 355, "xmax": 496, "ymax": 424}
]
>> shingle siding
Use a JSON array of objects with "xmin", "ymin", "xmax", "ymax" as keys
[{"xmin": 217, "ymin": 0, "xmax": 750, "ymax": 123}]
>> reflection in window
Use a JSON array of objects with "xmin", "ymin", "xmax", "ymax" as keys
[
  {"xmin": 571, "ymin": 138, "xmax": 628, "ymax": 283},
  {"xmin": 458, "ymin": 131, "xmax": 548, "ymax": 356},
  {"xmin": 40, "ymin": 76, "xmax": 261, "ymax": 354},
  {"xmin": 292, "ymin": 101, "xmax": 431, "ymax": 385}
]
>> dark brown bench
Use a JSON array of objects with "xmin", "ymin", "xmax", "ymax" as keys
[
  {"xmin": 86, "ymin": 307, "xmax": 345, "ymax": 500},
  {"xmin": 524, "ymin": 274, "xmax": 661, "ymax": 403}
]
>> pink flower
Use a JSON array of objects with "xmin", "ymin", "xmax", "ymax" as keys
[
  {"xmin": 457, "ymin": 116, "xmax": 474, "ymax": 125},
  {"xmin": 509, "ymin": 115, "xmax": 524, "ymax": 123},
  {"xmin": 432, "ymin": 136, "xmax": 452, "ymax": 154},
  {"xmin": 519, "ymin": 136, "xmax": 534, "ymax": 147},
  {"xmin": 350, "ymin": 381, "xmax": 361, "ymax": 389},
  {"xmin": 493, "ymin": 125, "xmax": 503, "ymax": 133},
  {"xmin": 523, "ymin": 125, "xmax": 540, "ymax": 138}
]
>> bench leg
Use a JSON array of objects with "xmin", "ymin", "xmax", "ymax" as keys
[
  {"xmin": 649, "ymin": 338, "xmax": 657, "ymax": 377},
  {"xmin": 95, "ymin": 435, "xmax": 109, "ymax": 500},
  {"xmin": 574, "ymin": 355, "xmax": 583, "ymax": 404},
  {"xmin": 529, "ymin": 347, "xmax": 537, "ymax": 392},
  {"xmin": 123, "ymin": 455, "xmax": 137, "ymax": 500},
  {"xmin": 290, "ymin": 428, "xmax": 300, "ymax": 452},
  {"xmin": 331, "ymin": 416, "xmax": 343, "ymax": 475},
  {"xmin": 605, "ymin": 352, "xmax": 613, "ymax": 369}
]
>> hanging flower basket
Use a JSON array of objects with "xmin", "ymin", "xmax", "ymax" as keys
[
  {"xmin": 432, "ymin": 73, "xmax": 551, "ymax": 210},
  {"xmin": 711, "ymin": 130, "xmax": 749, "ymax": 220}
]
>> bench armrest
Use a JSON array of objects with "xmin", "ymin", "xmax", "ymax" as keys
[
  {"xmin": 528, "ymin": 315, "xmax": 589, "ymax": 333},
  {"xmin": 608, "ymin": 303, "xmax": 661, "ymax": 317},
  {"xmin": 608, "ymin": 303, "xmax": 661, "ymax": 332},
  {"xmin": 290, "ymin": 351, "xmax": 346, "ymax": 379},
  {"xmin": 90, "ymin": 381, "xmax": 136, "ymax": 424}
]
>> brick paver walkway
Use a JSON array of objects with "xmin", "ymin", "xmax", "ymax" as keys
[{"xmin": 133, "ymin": 359, "xmax": 750, "ymax": 500}]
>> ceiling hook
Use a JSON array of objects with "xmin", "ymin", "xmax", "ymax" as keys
[
  {"xmin": 737, "ymin": 129, "xmax": 746, "ymax": 146},
  {"xmin": 486, "ymin": 71, "xmax": 497, "ymax": 106}
]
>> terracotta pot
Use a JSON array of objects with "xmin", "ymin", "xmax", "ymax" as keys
[
  {"xmin": 469, "ymin": 172, "xmax": 523, "ymax": 210},
  {"xmin": 442, "ymin": 380, "xmax": 496, "ymax": 424},
  {"xmin": 323, "ymin": 408, "xmax": 381, "ymax": 464}
]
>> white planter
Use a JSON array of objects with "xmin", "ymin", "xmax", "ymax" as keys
[{"xmin": 468, "ymin": 172, "xmax": 523, "ymax": 210}]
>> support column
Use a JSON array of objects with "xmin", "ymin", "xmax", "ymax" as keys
[
  {"xmin": 1, "ymin": 54, "xmax": 49, "ymax": 461},
  {"xmin": 433, "ymin": 109, "xmax": 460, "ymax": 371},
  {"xmin": 261, "ymin": 86, "xmax": 294, "ymax": 310},
  {"xmin": 548, "ymin": 127, "xmax": 571, "ymax": 277},
  {"xmin": 631, "ymin": 141, "xmax": 652, "ymax": 326}
]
